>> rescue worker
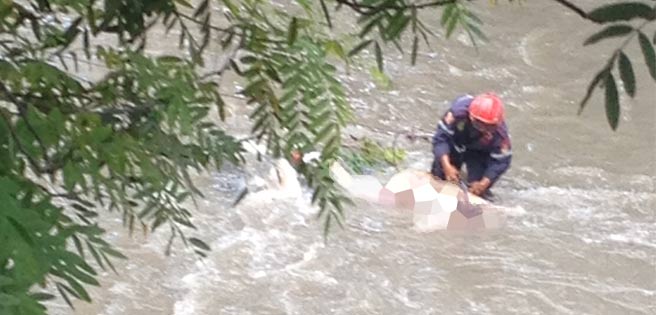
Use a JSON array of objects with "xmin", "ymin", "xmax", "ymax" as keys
[{"xmin": 431, "ymin": 93, "xmax": 512, "ymax": 198}]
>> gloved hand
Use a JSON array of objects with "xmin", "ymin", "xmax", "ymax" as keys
[{"xmin": 468, "ymin": 178, "xmax": 491, "ymax": 196}]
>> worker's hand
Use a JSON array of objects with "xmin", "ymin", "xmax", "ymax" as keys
[
  {"xmin": 468, "ymin": 178, "xmax": 491, "ymax": 196},
  {"xmin": 443, "ymin": 164, "xmax": 460, "ymax": 182}
]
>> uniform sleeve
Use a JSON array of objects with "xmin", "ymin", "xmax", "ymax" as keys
[
  {"xmin": 432, "ymin": 114, "xmax": 455, "ymax": 158},
  {"xmin": 432, "ymin": 95, "xmax": 473, "ymax": 159},
  {"xmin": 483, "ymin": 123, "xmax": 512, "ymax": 182}
]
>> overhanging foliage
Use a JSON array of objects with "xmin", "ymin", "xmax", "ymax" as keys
[{"xmin": 0, "ymin": 0, "xmax": 654, "ymax": 313}]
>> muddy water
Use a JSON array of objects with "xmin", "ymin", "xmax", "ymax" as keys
[{"xmin": 48, "ymin": 1, "xmax": 654, "ymax": 314}]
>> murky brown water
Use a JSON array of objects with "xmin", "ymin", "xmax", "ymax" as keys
[{"xmin": 48, "ymin": 1, "xmax": 655, "ymax": 314}]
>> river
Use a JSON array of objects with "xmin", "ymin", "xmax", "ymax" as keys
[{"xmin": 48, "ymin": 0, "xmax": 655, "ymax": 314}]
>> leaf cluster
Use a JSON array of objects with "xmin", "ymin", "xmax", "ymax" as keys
[
  {"xmin": 578, "ymin": 1, "xmax": 656, "ymax": 130},
  {"xmin": 2, "ymin": 1, "xmax": 653, "ymax": 312},
  {"xmin": 0, "ymin": 0, "xmax": 242, "ymax": 313}
]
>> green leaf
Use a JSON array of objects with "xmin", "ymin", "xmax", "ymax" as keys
[
  {"xmin": 411, "ymin": 7, "xmax": 418, "ymax": 32},
  {"xmin": 240, "ymin": 55, "xmax": 258, "ymax": 65},
  {"xmin": 320, "ymin": 0, "xmax": 332, "ymax": 28},
  {"xmin": 231, "ymin": 187, "xmax": 249, "ymax": 207},
  {"xmin": 348, "ymin": 39, "xmax": 373, "ymax": 57},
  {"xmin": 288, "ymin": 17, "xmax": 298, "ymax": 46},
  {"xmin": 0, "ymin": 275, "xmax": 13, "ymax": 287},
  {"xmin": 464, "ymin": 10, "xmax": 483, "ymax": 25},
  {"xmin": 323, "ymin": 212, "xmax": 332, "ymax": 239},
  {"xmin": 445, "ymin": 9, "xmax": 459, "ymax": 38},
  {"xmin": 411, "ymin": 36, "xmax": 418, "ymax": 65},
  {"xmin": 604, "ymin": 74, "xmax": 620, "ymax": 130},
  {"xmin": 374, "ymin": 41, "xmax": 383, "ymax": 72},
  {"xmin": 63, "ymin": 161, "xmax": 81, "ymax": 191},
  {"xmin": 65, "ymin": 277, "xmax": 91, "ymax": 302},
  {"xmin": 29, "ymin": 16, "xmax": 42, "ymax": 40},
  {"xmin": 216, "ymin": 93, "xmax": 226, "ymax": 121},
  {"xmin": 102, "ymin": 247, "xmax": 127, "ymax": 259},
  {"xmin": 29, "ymin": 292, "xmax": 56, "ymax": 301},
  {"xmin": 222, "ymin": 0, "xmax": 240, "ymax": 17},
  {"xmin": 359, "ymin": 14, "xmax": 381, "ymax": 38},
  {"xmin": 465, "ymin": 28, "xmax": 478, "ymax": 50},
  {"xmin": 441, "ymin": 4, "xmax": 456, "ymax": 27},
  {"xmin": 175, "ymin": 0, "xmax": 193, "ymax": 8},
  {"xmin": 91, "ymin": 126, "xmax": 112, "ymax": 144},
  {"xmin": 370, "ymin": 67, "xmax": 391, "ymax": 89},
  {"xmin": 583, "ymin": 24, "xmax": 634, "ymax": 46},
  {"xmin": 385, "ymin": 15, "xmax": 410, "ymax": 40},
  {"xmin": 638, "ymin": 31, "xmax": 656, "ymax": 80},
  {"xmin": 467, "ymin": 22, "xmax": 488, "ymax": 42},
  {"xmin": 243, "ymin": 78, "xmax": 266, "ymax": 97},
  {"xmin": 221, "ymin": 31, "xmax": 235, "ymax": 49},
  {"xmin": 72, "ymin": 234, "xmax": 85, "ymax": 258},
  {"xmin": 325, "ymin": 40, "xmax": 346, "ymax": 61},
  {"xmin": 83, "ymin": 29, "xmax": 91, "ymax": 60},
  {"xmin": 194, "ymin": 0, "xmax": 209, "ymax": 18},
  {"xmin": 0, "ymin": 293, "xmax": 20, "ymax": 306},
  {"xmin": 65, "ymin": 265, "xmax": 99, "ymax": 286},
  {"xmin": 188, "ymin": 237, "xmax": 211, "ymax": 251},
  {"xmin": 313, "ymin": 123, "xmax": 336, "ymax": 146},
  {"xmin": 579, "ymin": 67, "xmax": 610, "ymax": 114},
  {"xmin": 100, "ymin": 251, "xmax": 118, "ymax": 274},
  {"xmin": 158, "ymin": 56, "xmax": 183, "ymax": 64},
  {"xmin": 618, "ymin": 51, "xmax": 636, "ymax": 97},
  {"xmin": 7, "ymin": 217, "xmax": 34, "ymax": 245},
  {"xmin": 588, "ymin": 2, "xmax": 656, "ymax": 23},
  {"xmin": 63, "ymin": 17, "xmax": 83, "ymax": 45},
  {"xmin": 295, "ymin": 0, "xmax": 312, "ymax": 14},
  {"xmin": 56, "ymin": 283, "xmax": 75, "ymax": 309}
]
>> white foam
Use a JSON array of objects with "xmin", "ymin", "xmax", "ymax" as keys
[
  {"xmin": 448, "ymin": 64, "xmax": 464, "ymax": 76},
  {"xmin": 284, "ymin": 242, "xmax": 323, "ymax": 271},
  {"xmin": 607, "ymin": 229, "xmax": 656, "ymax": 249},
  {"xmin": 173, "ymin": 298, "xmax": 197, "ymax": 315}
]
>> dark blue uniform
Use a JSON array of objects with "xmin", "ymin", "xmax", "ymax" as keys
[{"xmin": 431, "ymin": 95, "xmax": 512, "ymax": 188}]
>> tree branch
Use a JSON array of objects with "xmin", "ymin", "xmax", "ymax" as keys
[
  {"xmin": 176, "ymin": 12, "xmax": 235, "ymax": 34},
  {"xmin": 551, "ymin": 0, "xmax": 593, "ymax": 22},
  {"xmin": 176, "ymin": 12, "xmax": 287, "ymax": 45},
  {"xmin": 336, "ymin": 0, "xmax": 457, "ymax": 15},
  {"xmin": 0, "ymin": 109, "xmax": 48, "ymax": 174},
  {"xmin": 0, "ymin": 82, "xmax": 54, "ymax": 169},
  {"xmin": 200, "ymin": 45, "xmax": 241, "ymax": 79}
]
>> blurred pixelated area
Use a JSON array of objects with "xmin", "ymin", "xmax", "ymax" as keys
[{"xmin": 330, "ymin": 165, "xmax": 506, "ymax": 232}]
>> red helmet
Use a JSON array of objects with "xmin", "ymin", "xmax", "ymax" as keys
[{"xmin": 469, "ymin": 93, "xmax": 504, "ymax": 125}]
